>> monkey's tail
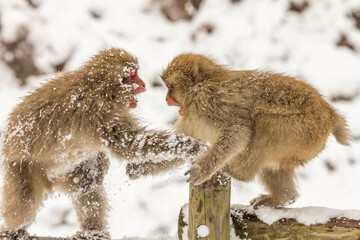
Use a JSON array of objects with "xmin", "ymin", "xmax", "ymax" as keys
[{"xmin": 330, "ymin": 108, "xmax": 351, "ymax": 146}]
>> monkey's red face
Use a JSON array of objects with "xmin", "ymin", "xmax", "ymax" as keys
[
  {"xmin": 127, "ymin": 69, "xmax": 146, "ymax": 108},
  {"xmin": 165, "ymin": 82, "xmax": 184, "ymax": 116}
]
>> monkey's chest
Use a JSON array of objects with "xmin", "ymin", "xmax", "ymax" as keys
[{"xmin": 174, "ymin": 117, "xmax": 218, "ymax": 144}]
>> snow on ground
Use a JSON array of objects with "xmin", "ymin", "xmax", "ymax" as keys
[
  {"xmin": 232, "ymin": 204, "xmax": 360, "ymax": 226},
  {"xmin": 1, "ymin": 0, "xmax": 360, "ymax": 239}
]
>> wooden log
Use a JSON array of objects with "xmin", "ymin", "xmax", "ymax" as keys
[
  {"xmin": 29, "ymin": 237, "xmax": 64, "ymax": 240},
  {"xmin": 0, "ymin": 236, "xmax": 65, "ymax": 240},
  {"xmin": 179, "ymin": 172, "xmax": 231, "ymax": 240},
  {"xmin": 231, "ymin": 206, "xmax": 360, "ymax": 240},
  {"xmin": 0, "ymin": 237, "xmax": 123, "ymax": 240},
  {"xmin": 0, "ymin": 232, "xmax": 123, "ymax": 240}
]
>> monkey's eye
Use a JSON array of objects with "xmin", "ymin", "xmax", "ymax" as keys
[
  {"xmin": 129, "ymin": 72, "xmax": 136, "ymax": 79},
  {"xmin": 129, "ymin": 69, "xmax": 138, "ymax": 79}
]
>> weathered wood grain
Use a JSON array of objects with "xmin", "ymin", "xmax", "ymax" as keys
[{"xmin": 180, "ymin": 172, "xmax": 231, "ymax": 240}]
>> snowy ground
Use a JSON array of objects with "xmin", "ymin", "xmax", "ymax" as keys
[{"xmin": 1, "ymin": 0, "xmax": 360, "ymax": 239}]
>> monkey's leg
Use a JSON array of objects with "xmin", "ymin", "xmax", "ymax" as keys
[
  {"xmin": 1, "ymin": 161, "xmax": 46, "ymax": 238},
  {"xmin": 60, "ymin": 152, "xmax": 110, "ymax": 240},
  {"xmin": 71, "ymin": 185, "xmax": 109, "ymax": 239},
  {"xmin": 126, "ymin": 158, "xmax": 185, "ymax": 180},
  {"xmin": 250, "ymin": 167, "xmax": 298, "ymax": 209}
]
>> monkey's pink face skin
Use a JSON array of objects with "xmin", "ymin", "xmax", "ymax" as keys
[
  {"xmin": 165, "ymin": 82, "xmax": 184, "ymax": 116},
  {"xmin": 128, "ymin": 69, "xmax": 146, "ymax": 108}
]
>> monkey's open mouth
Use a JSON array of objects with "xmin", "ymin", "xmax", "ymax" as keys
[{"xmin": 179, "ymin": 108, "xmax": 184, "ymax": 116}]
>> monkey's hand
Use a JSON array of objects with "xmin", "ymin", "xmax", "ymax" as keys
[
  {"xmin": 126, "ymin": 163, "xmax": 149, "ymax": 180},
  {"xmin": 185, "ymin": 157, "xmax": 215, "ymax": 185}
]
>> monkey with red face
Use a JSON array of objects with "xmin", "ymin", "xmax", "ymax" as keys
[
  {"xmin": 127, "ymin": 53, "xmax": 350, "ymax": 209},
  {"xmin": 0, "ymin": 49, "xmax": 207, "ymax": 240}
]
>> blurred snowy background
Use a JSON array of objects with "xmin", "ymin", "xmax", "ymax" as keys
[{"xmin": 0, "ymin": 0, "xmax": 360, "ymax": 239}]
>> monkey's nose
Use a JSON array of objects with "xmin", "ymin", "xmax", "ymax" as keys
[
  {"xmin": 134, "ymin": 80, "xmax": 146, "ymax": 94},
  {"xmin": 137, "ymin": 78, "xmax": 146, "ymax": 91}
]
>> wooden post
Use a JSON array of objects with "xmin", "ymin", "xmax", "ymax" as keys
[{"xmin": 185, "ymin": 172, "xmax": 231, "ymax": 240}]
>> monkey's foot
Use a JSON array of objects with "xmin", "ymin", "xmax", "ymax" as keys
[
  {"xmin": 250, "ymin": 194, "xmax": 295, "ymax": 209},
  {"xmin": 72, "ymin": 230, "xmax": 110, "ymax": 240},
  {"xmin": 0, "ymin": 228, "xmax": 30, "ymax": 240},
  {"xmin": 126, "ymin": 163, "xmax": 148, "ymax": 180}
]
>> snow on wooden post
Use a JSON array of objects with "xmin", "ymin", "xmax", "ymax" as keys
[{"xmin": 179, "ymin": 172, "xmax": 231, "ymax": 240}]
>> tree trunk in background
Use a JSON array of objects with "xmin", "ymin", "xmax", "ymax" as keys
[
  {"xmin": 0, "ymin": 26, "xmax": 42, "ymax": 86},
  {"xmin": 160, "ymin": 0, "xmax": 204, "ymax": 22}
]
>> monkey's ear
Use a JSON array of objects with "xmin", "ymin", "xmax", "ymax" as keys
[{"xmin": 189, "ymin": 66, "xmax": 200, "ymax": 86}]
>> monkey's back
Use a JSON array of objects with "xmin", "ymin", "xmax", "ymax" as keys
[
  {"xmin": 2, "ymin": 73, "xmax": 100, "ymax": 165},
  {"xmin": 226, "ymin": 71, "xmax": 331, "ymax": 120},
  {"xmin": 229, "ymin": 71, "xmax": 340, "ymax": 166}
]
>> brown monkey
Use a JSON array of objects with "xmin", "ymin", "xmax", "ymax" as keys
[
  {"xmin": 0, "ymin": 49, "xmax": 207, "ymax": 239},
  {"xmin": 128, "ymin": 53, "xmax": 350, "ymax": 209}
]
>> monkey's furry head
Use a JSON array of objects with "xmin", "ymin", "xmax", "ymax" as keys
[
  {"xmin": 163, "ymin": 53, "xmax": 227, "ymax": 90},
  {"xmin": 163, "ymin": 54, "xmax": 222, "ymax": 81},
  {"xmin": 80, "ymin": 48, "xmax": 141, "ymax": 107},
  {"xmin": 161, "ymin": 53, "xmax": 227, "ymax": 112},
  {"xmin": 85, "ymin": 48, "xmax": 139, "ymax": 79}
]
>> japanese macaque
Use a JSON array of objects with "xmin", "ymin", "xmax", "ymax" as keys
[
  {"xmin": 0, "ymin": 49, "xmax": 207, "ymax": 239},
  {"xmin": 128, "ymin": 53, "xmax": 350, "ymax": 209}
]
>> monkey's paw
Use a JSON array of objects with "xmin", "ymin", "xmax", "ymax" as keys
[
  {"xmin": 250, "ymin": 194, "xmax": 296, "ymax": 209},
  {"xmin": 185, "ymin": 162, "xmax": 213, "ymax": 185},
  {"xmin": 126, "ymin": 163, "xmax": 149, "ymax": 180},
  {"xmin": 72, "ymin": 230, "xmax": 110, "ymax": 240},
  {"xmin": 0, "ymin": 228, "xmax": 30, "ymax": 240}
]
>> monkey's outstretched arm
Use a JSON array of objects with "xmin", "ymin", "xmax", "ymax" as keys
[
  {"xmin": 126, "ymin": 158, "xmax": 185, "ymax": 180},
  {"xmin": 185, "ymin": 125, "xmax": 251, "ymax": 185},
  {"xmin": 97, "ymin": 118, "xmax": 207, "ymax": 162},
  {"xmin": 125, "ymin": 130, "xmax": 207, "ymax": 161}
]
